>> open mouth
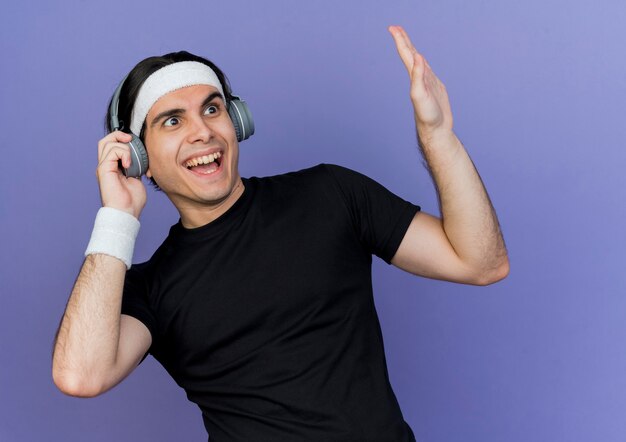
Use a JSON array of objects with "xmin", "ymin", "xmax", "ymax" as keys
[{"xmin": 184, "ymin": 151, "xmax": 223, "ymax": 175}]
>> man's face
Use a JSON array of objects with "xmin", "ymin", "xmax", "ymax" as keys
[{"xmin": 143, "ymin": 84, "xmax": 241, "ymax": 217}]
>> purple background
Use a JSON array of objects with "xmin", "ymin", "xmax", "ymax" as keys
[{"xmin": 1, "ymin": 0, "xmax": 625, "ymax": 440}]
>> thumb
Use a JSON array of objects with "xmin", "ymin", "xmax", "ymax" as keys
[{"xmin": 411, "ymin": 50, "xmax": 426, "ymax": 83}]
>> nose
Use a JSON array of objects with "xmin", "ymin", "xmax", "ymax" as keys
[{"xmin": 186, "ymin": 114, "xmax": 212, "ymax": 144}]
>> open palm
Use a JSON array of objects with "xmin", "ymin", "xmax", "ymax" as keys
[{"xmin": 388, "ymin": 25, "xmax": 454, "ymax": 137}]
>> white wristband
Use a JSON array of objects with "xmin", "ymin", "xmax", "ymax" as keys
[{"xmin": 85, "ymin": 207, "xmax": 140, "ymax": 269}]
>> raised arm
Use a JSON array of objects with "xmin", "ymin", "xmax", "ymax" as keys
[
  {"xmin": 387, "ymin": 25, "xmax": 509, "ymax": 285},
  {"xmin": 52, "ymin": 131, "xmax": 151, "ymax": 397}
]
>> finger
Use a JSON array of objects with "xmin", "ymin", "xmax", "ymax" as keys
[
  {"xmin": 395, "ymin": 26, "xmax": 431, "ymax": 72},
  {"xmin": 388, "ymin": 26, "xmax": 416, "ymax": 74},
  {"xmin": 395, "ymin": 25, "xmax": 425, "ymax": 64},
  {"xmin": 422, "ymin": 58, "xmax": 443, "ymax": 91},
  {"xmin": 98, "ymin": 150, "xmax": 129, "ymax": 174},
  {"xmin": 389, "ymin": 25, "xmax": 430, "ymax": 86},
  {"xmin": 99, "ymin": 143, "xmax": 131, "ymax": 170},
  {"xmin": 409, "ymin": 52, "xmax": 428, "ymax": 98},
  {"xmin": 99, "ymin": 139, "xmax": 131, "ymax": 162},
  {"xmin": 419, "ymin": 54, "xmax": 433, "ymax": 81},
  {"xmin": 98, "ymin": 131, "xmax": 132, "ymax": 160},
  {"xmin": 102, "ymin": 143, "xmax": 131, "ymax": 164},
  {"xmin": 98, "ymin": 131, "xmax": 133, "ymax": 159},
  {"xmin": 412, "ymin": 51, "xmax": 425, "ymax": 79},
  {"xmin": 416, "ymin": 51, "xmax": 440, "ymax": 90},
  {"xmin": 395, "ymin": 26, "xmax": 415, "ymax": 51}
]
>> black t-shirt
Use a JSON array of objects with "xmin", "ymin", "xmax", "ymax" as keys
[{"xmin": 122, "ymin": 163, "xmax": 420, "ymax": 441}]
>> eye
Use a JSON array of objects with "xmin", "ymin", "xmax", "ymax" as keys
[
  {"xmin": 204, "ymin": 104, "xmax": 219, "ymax": 115},
  {"xmin": 163, "ymin": 116, "xmax": 180, "ymax": 127}
]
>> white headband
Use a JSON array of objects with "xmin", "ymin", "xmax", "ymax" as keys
[{"xmin": 130, "ymin": 61, "xmax": 226, "ymax": 135}]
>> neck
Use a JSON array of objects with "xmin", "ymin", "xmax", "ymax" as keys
[{"xmin": 177, "ymin": 178, "xmax": 246, "ymax": 228}]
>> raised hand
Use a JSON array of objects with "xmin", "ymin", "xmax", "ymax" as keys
[
  {"xmin": 96, "ymin": 131, "xmax": 147, "ymax": 219},
  {"xmin": 388, "ymin": 25, "xmax": 454, "ymax": 139}
]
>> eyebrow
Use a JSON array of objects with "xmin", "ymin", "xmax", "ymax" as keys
[{"xmin": 149, "ymin": 91, "xmax": 224, "ymax": 128}]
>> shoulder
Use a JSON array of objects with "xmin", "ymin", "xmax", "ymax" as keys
[
  {"xmin": 245, "ymin": 163, "xmax": 346, "ymax": 195},
  {"xmin": 250, "ymin": 163, "xmax": 332, "ymax": 182},
  {"xmin": 242, "ymin": 164, "xmax": 361, "ymax": 214},
  {"xmin": 262, "ymin": 163, "xmax": 373, "ymax": 188}
]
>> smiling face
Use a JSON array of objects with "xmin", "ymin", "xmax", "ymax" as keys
[{"xmin": 143, "ymin": 84, "xmax": 244, "ymax": 227}]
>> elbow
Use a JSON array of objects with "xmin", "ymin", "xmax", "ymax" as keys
[
  {"xmin": 52, "ymin": 369, "xmax": 105, "ymax": 398},
  {"xmin": 473, "ymin": 258, "xmax": 510, "ymax": 286}
]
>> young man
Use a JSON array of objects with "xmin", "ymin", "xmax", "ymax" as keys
[{"xmin": 52, "ymin": 26, "xmax": 509, "ymax": 441}]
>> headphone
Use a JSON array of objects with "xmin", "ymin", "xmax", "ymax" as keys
[{"xmin": 109, "ymin": 71, "xmax": 255, "ymax": 178}]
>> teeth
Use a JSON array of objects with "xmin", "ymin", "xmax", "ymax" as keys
[{"xmin": 186, "ymin": 152, "xmax": 222, "ymax": 168}]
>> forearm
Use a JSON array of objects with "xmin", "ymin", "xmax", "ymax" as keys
[
  {"xmin": 418, "ymin": 128, "xmax": 508, "ymax": 280},
  {"xmin": 52, "ymin": 254, "xmax": 126, "ymax": 394}
]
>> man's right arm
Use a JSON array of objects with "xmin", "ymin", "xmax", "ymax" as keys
[
  {"xmin": 52, "ymin": 131, "xmax": 150, "ymax": 397},
  {"xmin": 52, "ymin": 254, "xmax": 151, "ymax": 397}
]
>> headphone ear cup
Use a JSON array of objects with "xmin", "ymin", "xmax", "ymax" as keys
[
  {"xmin": 123, "ymin": 134, "xmax": 149, "ymax": 178},
  {"xmin": 228, "ymin": 98, "xmax": 255, "ymax": 142}
]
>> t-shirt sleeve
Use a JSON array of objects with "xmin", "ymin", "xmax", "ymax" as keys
[
  {"xmin": 322, "ymin": 163, "xmax": 421, "ymax": 264},
  {"xmin": 121, "ymin": 264, "xmax": 158, "ymax": 362}
]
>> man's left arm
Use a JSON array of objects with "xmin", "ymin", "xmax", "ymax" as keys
[{"xmin": 387, "ymin": 25, "xmax": 509, "ymax": 286}]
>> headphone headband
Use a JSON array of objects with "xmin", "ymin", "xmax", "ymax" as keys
[{"xmin": 109, "ymin": 73, "xmax": 129, "ymax": 131}]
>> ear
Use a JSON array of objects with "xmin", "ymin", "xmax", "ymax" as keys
[{"xmin": 146, "ymin": 169, "xmax": 152, "ymax": 179}]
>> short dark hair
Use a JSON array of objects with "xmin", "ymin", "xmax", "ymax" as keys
[{"xmin": 104, "ymin": 51, "xmax": 234, "ymax": 190}]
